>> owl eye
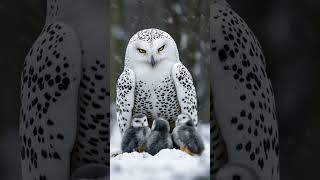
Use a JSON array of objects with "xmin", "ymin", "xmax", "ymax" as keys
[
  {"xmin": 158, "ymin": 45, "xmax": 165, "ymax": 52},
  {"xmin": 137, "ymin": 48, "xmax": 146, "ymax": 54}
]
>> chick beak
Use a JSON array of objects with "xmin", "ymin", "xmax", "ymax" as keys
[{"xmin": 150, "ymin": 55, "xmax": 156, "ymax": 67}]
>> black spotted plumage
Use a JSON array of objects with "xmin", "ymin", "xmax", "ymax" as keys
[
  {"xmin": 19, "ymin": 1, "xmax": 109, "ymax": 180},
  {"xmin": 132, "ymin": 77, "xmax": 181, "ymax": 127},
  {"xmin": 20, "ymin": 21, "xmax": 81, "ymax": 180},
  {"xmin": 116, "ymin": 63, "xmax": 198, "ymax": 133},
  {"xmin": 72, "ymin": 58, "xmax": 110, "ymax": 170},
  {"xmin": 210, "ymin": 1, "xmax": 279, "ymax": 180}
]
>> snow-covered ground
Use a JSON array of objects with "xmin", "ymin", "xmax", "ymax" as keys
[{"xmin": 110, "ymin": 123, "xmax": 210, "ymax": 180}]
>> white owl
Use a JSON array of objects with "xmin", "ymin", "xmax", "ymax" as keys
[{"xmin": 116, "ymin": 28, "xmax": 198, "ymax": 135}]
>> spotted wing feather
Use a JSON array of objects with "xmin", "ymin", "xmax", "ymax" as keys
[
  {"xmin": 20, "ymin": 22, "xmax": 81, "ymax": 180},
  {"xmin": 116, "ymin": 68, "xmax": 135, "ymax": 135},
  {"xmin": 171, "ymin": 63, "xmax": 198, "ymax": 125},
  {"xmin": 210, "ymin": 1, "xmax": 279, "ymax": 180}
]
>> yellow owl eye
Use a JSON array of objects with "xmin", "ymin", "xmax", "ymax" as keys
[
  {"xmin": 137, "ymin": 48, "xmax": 146, "ymax": 53},
  {"xmin": 158, "ymin": 45, "xmax": 165, "ymax": 52}
]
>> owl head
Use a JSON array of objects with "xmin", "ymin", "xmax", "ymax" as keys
[
  {"xmin": 131, "ymin": 113, "xmax": 148, "ymax": 127},
  {"xmin": 125, "ymin": 28, "xmax": 180, "ymax": 68},
  {"xmin": 176, "ymin": 113, "xmax": 194, "ymax": 127},
  {"xmin": 151, "ymin": 117, "xmax": 170, "ymax": 132}
]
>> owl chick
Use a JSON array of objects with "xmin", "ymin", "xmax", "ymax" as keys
[
  {"xmin": 121, "ymin": 114, "xmax": 150, "ymax": 153},
  {"xmin": 172, "ymin": 113, "xmax": 204, "ymax": 155},
  {"xmin": 146, "ymin": 118, "xmax": 173, "ymax": 155}
]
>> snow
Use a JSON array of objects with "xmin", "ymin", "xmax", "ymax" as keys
[{"xmin": 110, "ymin": 123, "xmax": 210, "ymax": 180}]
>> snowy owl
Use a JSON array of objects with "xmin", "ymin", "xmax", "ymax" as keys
[
  {"xmin": 172, "ymin": 113, "xmax": 204, "ymax": 155},
  {"xmin": 146, "ymin": 118, "xmax": 173, "ymax": 155},
  {"xmin": 121, "ymin": 114, "xmax": 151, "ymax": 153},
  {"xmin": 116, "ymin": 28, "xmax": 198, "ymax": 135}
]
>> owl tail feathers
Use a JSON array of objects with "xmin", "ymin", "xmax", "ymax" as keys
[
  {"xmin": 181, "ymin": 146, "xmax": 194, "ymax": 156},
  {"xmin": 215, "ymin": 163, "xmax": 260, "ymax": 180},
  {"xmin": 71, "ymin": 163, "xmax": 108, "ymax": 180}
]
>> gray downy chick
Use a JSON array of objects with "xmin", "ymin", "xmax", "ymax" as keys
[
  {"xmin": 172, "ymin": 113, "xmax": 204, "ymax": 155},
  {"xmin": 121, "ymin": 114, "xmax": 150, "ymax": 153},
  {"xmin": 146, "ymin": 118, "xmax": 173, "ymax": 155}
]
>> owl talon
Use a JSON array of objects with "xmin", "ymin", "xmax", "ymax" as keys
[
  {"xmin": 181, "ymin": 146, "xmax": 194, "ymax": 156},
  {"xmin": 137, "ymin": 146, "xmax": 145, "ymax": 152}
]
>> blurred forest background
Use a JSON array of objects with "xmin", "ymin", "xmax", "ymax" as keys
[{"xmin": 0, "ymin": 0, "xmax": 319, "ymax": 179}]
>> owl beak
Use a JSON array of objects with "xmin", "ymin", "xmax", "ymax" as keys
[{"xmin": 150, "ymin": 55, "xmax": 156, "ymax": 67}]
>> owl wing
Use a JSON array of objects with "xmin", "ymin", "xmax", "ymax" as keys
[
  {"xmin": 20, "ymin": 22, "xmax": 82, "ymax": 180},
  {"xmin": 210, "ymin": 1, "xmax": 279, "ymax": 180},
  {"xmin": 171, "ymin": 63, "xmax": 198, "ymax": 125},
  {"xmin": 116, "ymin": 68, "xmax": 135, "ymax": 135}
]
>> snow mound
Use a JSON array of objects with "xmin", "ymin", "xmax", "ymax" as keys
[{"xmin": 110, "ymin": 124, "xmax": 210, "ymax": 180}]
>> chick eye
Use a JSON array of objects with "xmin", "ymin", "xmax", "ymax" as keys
[
  {"xmin": 158, "ymin": 45, "xmax": 165, "ymax": 52},
  {"xmin": 137, "ymin": 48, "xmax": 146, "ymax": 54}
]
